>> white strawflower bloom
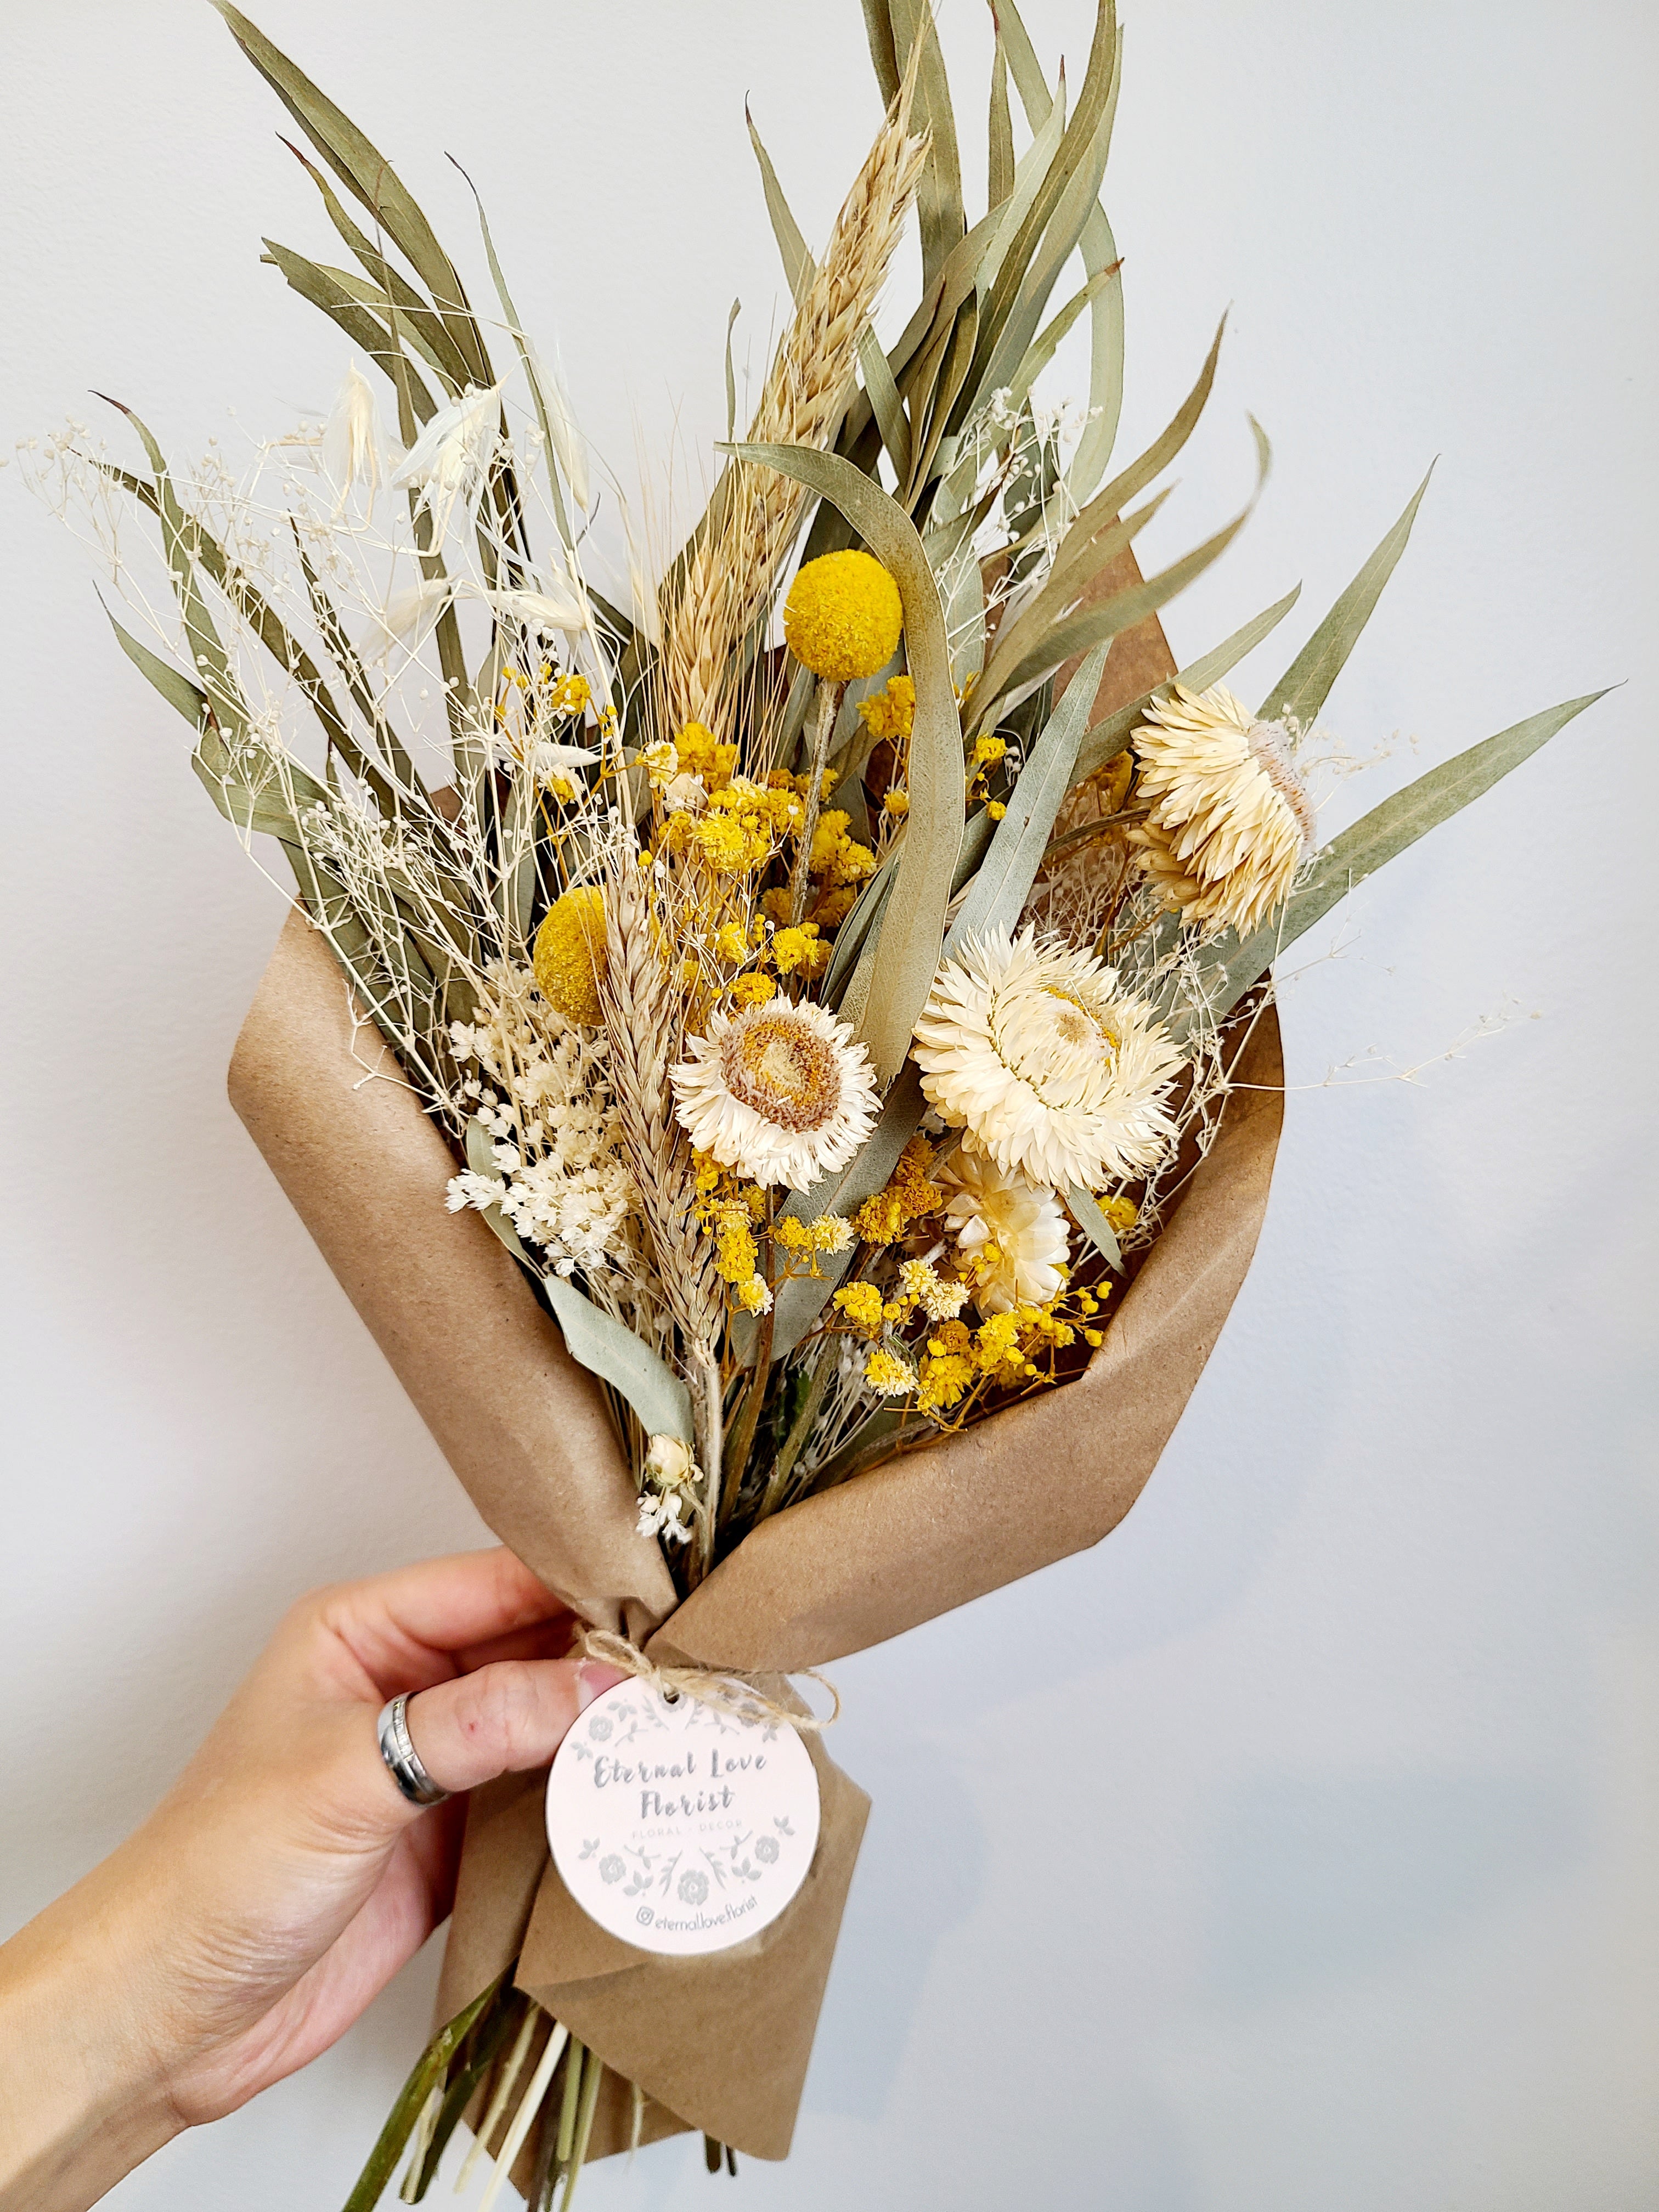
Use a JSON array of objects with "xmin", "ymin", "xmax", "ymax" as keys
[
  {"xmin": 321, "ymin": 359, "xmax": 384, "ymax": 516},
  {"xmin": 1128, "ymin": 682, "xmax": 1316, "ymax": 937},
  {"xmin": 392, "ymin": 382, "xmax": 501, "ymax": 542},
  {"xmin": 940, "ymin": 1150, "xmax": 1071, "ymax": 1315},
  {"xmin": 911, "ymin": 926, "xmax": 1181, "ymax": 1189},
  {"xmin": 671, "ymin": 998, "xmax": 879, "ymax": 1192}
]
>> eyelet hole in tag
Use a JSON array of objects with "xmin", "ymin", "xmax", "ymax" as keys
[{"xmin": 546, "ymin": 1678, "xmax": 821, "ymax": 1956}]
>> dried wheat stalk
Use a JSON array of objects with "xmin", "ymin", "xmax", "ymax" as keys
[
  {"xmin": 599, "ymin": 866, "xmax": 724, "ymax": 1360},
  {"xmin": 657, "ymin": 70, "xmax": 928, "ymax": 741}
]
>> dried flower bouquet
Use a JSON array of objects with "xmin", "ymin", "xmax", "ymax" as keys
[{"xmin": 28, "ymin": 0, "xmax": 1603, "ymax": 2200}]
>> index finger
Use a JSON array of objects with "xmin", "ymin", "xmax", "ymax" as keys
[{"xmin": 313, "ymin": 1548, "xmax": 569, "ymax": 1688}]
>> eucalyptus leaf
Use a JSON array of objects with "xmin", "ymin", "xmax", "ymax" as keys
[
  {"xmin": 987, "ymin": 419, "xmax": 1272, "ymax": 713},
  {"xmin": 1258, "ymin": 466, "xmax": 1435, "ymax": 729},
  {"xmin": 103, "ymin": 603, "xmax": 208, "ymax": 731},
  {"xmin": 543, "ymin": 1277, "xmax": 695, "ymax": 1446},
  {"xmin": 213, "ymin": 3, "xmax": 493, "ymax": 390},
  {"xmin": 747, "ymin": 106, "xmax": 815, "ymax": 304},
  {"xmin": 727, "ymin": 442, "xmax": 964, "ymax": 1082},
  {"xmin": 1066, "ymin": 1183, "xmax": 1124, "ymax": 1273},
  {"xmin": 947, "ymin": 643, "xmax": 1108, "ymax": 949},
  {"xmin": 770, "ymin": 1068, "xmax": 928, "ymax": 1359},
  {"xmin": 1069, "ymin": 583, "xmax": 1303, "ymax": 789},
  {"xmin": 859, "ymin": 326, "xmax": 912, "ymax": 485},
  {"xmin": 1172, "ymin": 689, "xmax": 1610, "ymax": 1040}
]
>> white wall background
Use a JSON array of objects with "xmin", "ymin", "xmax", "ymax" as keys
[{"xmin": 2, "ymin": 3, "xmax": 1654, "ymax": 2205}]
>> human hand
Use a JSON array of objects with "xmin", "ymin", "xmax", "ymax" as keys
[{"xmin": 0, "ymin": 1547, "xmax": 625, "ymax": 2212}]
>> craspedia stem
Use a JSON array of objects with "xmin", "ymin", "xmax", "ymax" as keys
[{"xmin": 788, "ymin": 679, "xmax": 845, "ymax": 929}]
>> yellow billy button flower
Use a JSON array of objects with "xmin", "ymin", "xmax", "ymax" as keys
[
  {"xmin": 532, "ymin": 886, "xmax": 606, "ymax": 1025},
  {"xmin": 783, "ymin": 551, "xmax": 904, "ymax": 682}
]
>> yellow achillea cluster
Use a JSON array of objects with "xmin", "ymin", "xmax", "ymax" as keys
[
  {"xmin": 548, "ymin": 672, "xmax": 591, "ymax": 718},
  {"xmin": 912, "ymin": 1284, "xmax": 1109, "ymax": 1414},
  {"xmin": 676, "ymin": 721, "xmax": 740, "ymax": 789},
  {"xmin": 1094, "ymin": 1194, "xmax": 1139, "ymax": 1238},
  {"xmin": 857, "ymin": 673, "xmax": 915, "ymax": 743},
  {"xmin": 773, "ymin": 1210, "xmax": 854, "ymax": 1278},
  {"xmin": 664, "ymin": 776, "xmax": 802, "ymax": 875},
  {"xmin": 967, "ymin": 731, "xmax": 1008, "ymax": 818},
  {"xmin": 851, "ymin": 1134, "xmax": 943, "ymax": 1244},
  {"xmin": 864, "ymin": 1345, "xmax": 917, "ymax": 1397},
  {"xmin": 692, "ymin": 1155, "xmax": 773, "ymax": 1314}
]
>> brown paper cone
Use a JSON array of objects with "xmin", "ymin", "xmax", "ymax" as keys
[{"xmin": 225, "ymin": 579, "xmax": 1285, "ymax": 2176}]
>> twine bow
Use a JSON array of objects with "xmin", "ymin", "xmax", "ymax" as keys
[{"xmin": 577, "ymin": 1628, "xmax": 841, "ymax": 1733}]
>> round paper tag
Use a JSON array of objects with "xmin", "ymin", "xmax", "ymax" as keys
[{"xmin": 546, "ymin": 1679, "xmax": 821, "ymax": 1957}]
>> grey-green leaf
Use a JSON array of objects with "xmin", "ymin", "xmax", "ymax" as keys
[
  {"xmin": 543, "ymin": 1277, "xmax": 695, "ymax": 1446},
  {"xmin": 948, "ymin": 642, "xmax": 1108, "ymax": 948},
  {"xmin": 1175, "ymin": 688, "xmax": 1610, "ymax": 1039},
  {"xmin": 726, "ymin": 442, "xmax": 964, "ymax": 1082},
  {"xmin": 1066, "ymin": 1183, "xmax": 1124, "ymax": 1273},
  {"xmin": 1258, "ymin": 466, "xmax": 1434, "ymax": 730},
  {"xmin": 1069, "ymin": 583, "xmax": 1302, "ymax": 789}
]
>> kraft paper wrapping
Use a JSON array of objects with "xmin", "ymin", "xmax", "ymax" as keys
[{"xmin": 225, "ymin": 588, "xmax": 1285, "ymax": 2173}]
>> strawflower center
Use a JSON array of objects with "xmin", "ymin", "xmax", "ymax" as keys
[
  {"xmin": 991, "ymin": 981, "xmax": 1119, "ymax": 1110},
  {"xmin": 721, "ymin": 1014, "xmax": 842, "ymax": 1133},
  {"xmin": 1246, "ymin": 718, "xmax": 1316, "ymax": 852}
]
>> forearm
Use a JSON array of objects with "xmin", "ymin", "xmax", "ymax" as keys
[{"xmin": 0, "ymin": 1870, "xmax": 183, "ymax": 2212}]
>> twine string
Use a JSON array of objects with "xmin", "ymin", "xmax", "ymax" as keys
[{"xmin": 577, "ymin": 1628, "xmax": 841, "ymax": 1733}]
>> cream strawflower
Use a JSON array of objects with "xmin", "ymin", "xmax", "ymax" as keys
[
  {"xmin": 911, "ymin": 926, "xmax": 1181, "ymax": 1189},
  {"xmin": 940, "ymin": 1149, "xmax": 1071, "ymax": 1315},
  {"xmin": 671, "ymin": 997, "xmax": 878, "ymax": 1192},
  {"xmin": 1127, "ymin": 682, "xmax": 1316, "ymax": 937}
]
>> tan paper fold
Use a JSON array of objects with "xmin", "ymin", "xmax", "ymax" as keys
[
  {"xmin": 515, "ymin": 1732, "xmax": 870, "ymax": 2160},
  {"xmin": 226, "ymin": 586, "xmax": 1285, "ymax": 2176},
  {"xmin": 228, "ymin": 920, "xmax": 675, "ymax": 1643}
]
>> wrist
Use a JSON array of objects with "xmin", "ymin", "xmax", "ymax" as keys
[{"xmin": 0, "ymin": 1856, "xmax": 186, "ymax": 2212}]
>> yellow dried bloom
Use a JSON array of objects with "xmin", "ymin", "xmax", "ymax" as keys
[
  {"xmin": 1096, "ymin": 1194, "xmax": 1139, "ymax": 1237},
  {"xmin": 531, "ymin": 887, "xmax": 606, "ymax": 1025},
  {"xmin": 783, "ymin": 550, "xmax": 904, "ymax": 682},
  {"xmin": 642, "ymin": 738, "xmax": 679, "ymax": 788},
  {"xmin": 677, "ymin": 721, "xmax": 740, "ymax": 789},
  {"xmin": 864, "ymin": 1345, "xmax": 916, "ymax": 1398},
  {"xmin": 807, "ymin": 811, "xmax": 877, "ymax": 885},
  {"xmin": 733, "ymin": 1273, "xmax": 773, "ymax": 1316},
  {"xmin": 731, "ymin": 972, "xmax": 777, "ymax": 1007},
  {"xmin": 832, "ymin": 1281, "xmax": 885, "ymax": 1336},
  {"xmin": 916, "ymin": 1350, "xmax": 974, "ymax": 1412},
  {"xmin": 549, "ymin": 672, "xmax": 591, "ymax": 717},
  {"xmin": 850, "ymin": 1133, "xmax": 943, "ymax": 1245},
  {"xmin": 811, "ymin": 885, "xmax": 860, "ymax": 928},
  {"xmin": 856, "ymin": 672, "xmax": 916, "ymax": 743},
  {"xmin": 712, "ymin": 1204, "xmax": 759, "ymax": 1285},
  {"xmin": 770, "ymin": 923, "xmax": 827, "ymax": 977},
  {"xmin": 971, "ymin": 734, "xmax": 1007, "ymax": 767},
  {"xmin": 714, "ymin": 920, "xmax": 751, "ymax": 963},
  {"xmin": 882, "ymin": 789, "xmax": 910, "ymax": 819},
  {"xmin": 986, "ymin": 800, "xmax": 1006, "ymax": 821}
]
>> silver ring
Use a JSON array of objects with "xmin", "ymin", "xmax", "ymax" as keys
[{"xmin": 376, "ymin": 1693, "xmax": 450, "ymax": 1807}]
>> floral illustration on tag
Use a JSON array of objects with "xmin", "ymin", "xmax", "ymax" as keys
[{"xmin": 546, "ymin": 1679, "xmax": 821, "ymax": 1958}]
